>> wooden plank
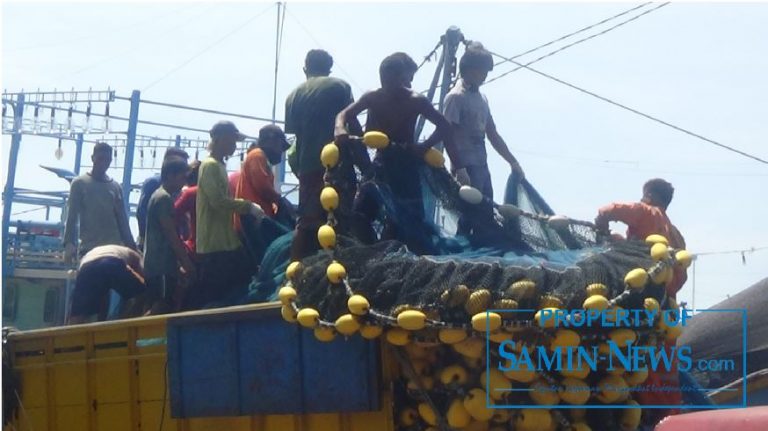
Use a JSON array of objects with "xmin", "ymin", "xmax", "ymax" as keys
[{"xmin": 8, "ymin": 302, "xmax": 282, "ymax": 340}]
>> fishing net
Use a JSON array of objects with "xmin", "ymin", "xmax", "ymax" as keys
[
  {"xmin": 289, "ymin": 239, "xmax": 658, "ymax": 320},
  {"xmin": 239, "ymin": 144, "xmax": 692, "ymax": 431}
]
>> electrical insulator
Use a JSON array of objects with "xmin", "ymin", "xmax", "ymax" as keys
[
  {"xmin": 66, "ymin": 104, "xmax": 73, "ymax": 132},
  {"xmin": 55, "ymin": 138, "xmax": 63, "ymax": 160},
  {"xmin": 103, "ymin": 102, "xmax": 110, "ymax": 132},
  {"xmin": 33, "ymin": 105, "xmax": 40, "ymax": 133},
  {"xmin": 85, "ymin": 102, "xmax": 92, "ymax": 132},
  {"xmin": 50, "ymin": 106, "xmax": 56, "ymax": 130}
]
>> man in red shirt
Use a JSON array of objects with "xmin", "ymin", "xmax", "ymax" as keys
[
  {"xmin": 595, "ymin": 178, "xmax": 687, "ymax": 424},
  {"xmin": 174, "ymin": 160, "xmax": 200, "ymax": 254},
  {"xmin": 235, "ymin": 125, "xmax": 291, "ymax": 266},
  {"xmin": 595, "ymin": 178, "xmax": 687, "ymax": 296},
  {"xmin": 235, "ymin": 125, "xmax": 290, "ymax": 223}
]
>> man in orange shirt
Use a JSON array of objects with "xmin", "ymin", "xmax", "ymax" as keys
[
  {"xmin": 595, "ymin": 178, "xmax": 687, "ymax": 424},
  {"xmin": 236, "ymin": 125, "xmax": 290, "ymax": 218},
  {"xmin": 596, "ymin": 179, "xmax": 679, "ymax": 242},
  {"xmin": 235, "ymin": 125, "xmax": 291, "ymax": 266},
  {"xmin": 595, "ymin": 178, "xmax": 687, "ymax": 296}
]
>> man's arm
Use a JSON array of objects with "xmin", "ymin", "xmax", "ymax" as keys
[
  {"xmin": 125, "ymin": 249, "xmax": 145, "ymax": 277},
  {"xmin": 334, "ymin": 92, "xmax": 373, "ymax": 143},
  {"xmin": 440, "ymin": 92, "xmax": 464, "ymax": 168},
  {"xmin": 62, "ymin": 179, "xmax": 82, "ymax": 261},
  {"xmin": 337, "ymin": 88, "xmax": 373, "ymax": 175},
  {"xmin": 173, "ymin": 188, "xmax": 195, "ymax": 238},
  {"xmin": 245, "ymin": 152, "xmax": 281, "ymax": 205},
  {"xmin": 114, "ymin": 185, "xmax": 137, "ymax": 250},
  {"xmin": 486, "ymin": 115, "xmax": 524, "ymax": 178},
  {"xmin": 417, "ymin": 96, "xmax": 457, "ymax": 161},
  {"xmin": 136, "ymin": 178, "xmax": 157, "ymax": 242},
  {"xmin": 198, "ymin": 162, "xmax": 251, "ymax": 214},
  {"xmin": 284, "ymin": 93, "xmax": 296, "ymax": 134},
  {"xmin": 669, "ymin": 224, "xmax": 686, "ymax": 250},
  {"xmin": 158, "ymin": 213, "xmax": 195, "ymax": 276},
  {"xmin": 594, "ymin": 202, "xmax": 647, "ymax": 233}
]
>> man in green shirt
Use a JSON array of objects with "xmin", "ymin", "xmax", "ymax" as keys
[
  {"xmin": 187, "ymin": 121, "xmax": 264, "ymax": 309},
  {"xmin": 63, "ymin": 142, "xmax": 136, "ymax": 262},
  {"xmin": 285, "ymin": 49, "xmax": 370, "ymax": 260},
  {"xmin": 143, "ymin": 157, "xmax": 195, "ymax": 315}
]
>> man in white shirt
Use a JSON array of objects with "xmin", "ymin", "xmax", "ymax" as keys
[{"xmin": 443, "ymin": 43, "xmax": 525, "ymax": 235}]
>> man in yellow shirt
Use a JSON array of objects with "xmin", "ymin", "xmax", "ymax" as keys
[{"xmin": 186, "ymin": 121, "xmax": 264, "ymax": 309}]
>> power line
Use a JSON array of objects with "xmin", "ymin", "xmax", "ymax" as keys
[
  {"xmin": 417, "ymin": 40, "xmax": 444, "ymax": 71},
  {"xmin": 61, "ymin": 4, "xmax": 220, "ymax": 79},
  {"xmin": 271, "ymin": 2, "xmax": 287, "ymax": 123},
  {"xmin": 484, "ymin": 56, "xmax": 768, "ymax": 166},
  {"xmin": 11, "ymin": 206, "xmax": 47, "ymax": 216},
  {"xmin": 492, "ymin": 1, "xmax": 653, "ymax": 69},
  {"xmin": 479, "ymin": 2, "xmax": 767, "ymax": 165},
  {"xmin": 417, "ymin": 2, "xmax": 657, "ymax": 96},
  {"xmin": 485, "ymin": 2, "xmax": 670, "ymax": 86},
  {"xmin": 695, "ymin": 246, "xmax": 768, "ymax": 257},
  {"xmin": 142, "ymin": 3, "xmax": 275, "ymax": 92},
  {"xmin": 5, "ymin": 4, "xmax": 201, "ymax": 52},
  {"xmin": 515, "ymin": 149, "xmax": 768, "ymax": 177}
]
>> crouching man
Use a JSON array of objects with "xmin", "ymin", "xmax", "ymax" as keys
[{"xmin": 67, "ymin": 245, "xmax": 145, "ymax": 324}]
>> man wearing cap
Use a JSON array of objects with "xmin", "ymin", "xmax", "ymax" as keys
[
  {"xmin": 285, "ymin": 49, "xmax": 371, "ymax": 261},
  {"xmin": 235, "ymin": 124, "xmax": 293, "ymax": 266},
  {"xmin": 135, "ymin": 147, "xmax": 190, "ymax": 249},
  {"xmin": 235, "ymin": 125, "xmax": 290, "ymax": 221},
  {"xmin": 187, "ymin": 120, "xmax": 264, "ymax": 309}
]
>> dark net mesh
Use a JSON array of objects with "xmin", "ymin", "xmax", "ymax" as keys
[
  {"xmin": 292, "ymin": 237, "xmax": 656, "ymax": 321},
  {"xmin": 243, "ymin": 159, "xmax": 677, "ymax": 431}
]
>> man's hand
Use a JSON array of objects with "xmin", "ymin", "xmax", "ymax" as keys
[
  {"xmin": 64, "ymin": 243, "xmax": 77, "ymax": 264},
  {"xmin": 454, "ymin": 168, "xmax": 471, "ymax": 186},
  {"xmin": 249, "ymin": 202, "xmax": 266, "ymax": 221},
  {"xmin": 510, "ymin": 161, "xmax": 525, "ymax": 180},
  {"xmin": 594, "ymin": 217, "xmax": 611, "ymax": 239},
  {"xmin": 409, "ymin": 142, "xmax": 431, "ymax": 159},
  {"xmin": 360, "ymin": 166, "xmax": 375, "ymax": 182},
  {"xmin": 334, "ymin": 132, "xmax": 350, "ymax": 146},
  {"xmin": 181, "ymin": 262, "xmax": 197, "ymax": 282}
]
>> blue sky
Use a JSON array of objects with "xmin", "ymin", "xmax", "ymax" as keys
[{"xmin": 2, "ymin": 1, "xmax": 767, "ymax": 309}]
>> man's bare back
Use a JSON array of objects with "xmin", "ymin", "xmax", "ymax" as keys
[{"xmin": 363, "ymin": 88, "xmax": 427, "ymax": 144}]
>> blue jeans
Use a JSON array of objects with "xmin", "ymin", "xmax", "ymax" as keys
[{"xmin": 457, "ymin": 164, "xmax": 494, "ymax": 236}]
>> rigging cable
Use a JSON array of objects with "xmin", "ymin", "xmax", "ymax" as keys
[
  {"xmin": 6, "ymin": 4, "xmax": 201, "ymax": 52},
  {"xmin": 484, "ymin": 2, "xmax": 670, "ymax": 86},
  {"xmin": 283, "ymin": 7, "xmax": 364, "ymax": 93},
  {"xmin": 142, "ymin": 3, "xmax": 275, "ymax": 92},
  {"xmin": 62, "ymin": 3, "xmax": 221, "ymax": 79},
  {"xmin": 485, "ymin": 48, "xmax": 768, "ymax": 165},
  {"xmin": 418, "ymin": 1, "xmax": 656, "ymax": 95},
  {"xmin": 695, "ymin": 246, "xmax": 768, "ymax": 257},
  {"xmin": 271, "ymin": 2, "xmax": 287, "ymax": 123},
  {"xmin": 492, "ymin": 1, "xmax": 653, "ymax": 69},
  {"xmin": 416, "ymin": 40, "xmax": 444, "ymax": 71},
  {"xmin": 477, "ymin": 2, "xmax": 767, "ymax": 165}
]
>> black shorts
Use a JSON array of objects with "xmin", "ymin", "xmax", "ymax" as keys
[
  {"xmin": 183, "ymin": 249, "xmax": 251, "ymax": 310},
  {"xmin": 70, "ymin": 256, "xmax": 145, "ymax": 317},
  {"xmin": 145, "ymin": 274, "xmax": 178, "ymax": 303}
]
